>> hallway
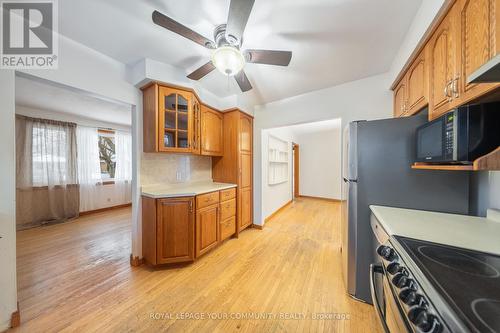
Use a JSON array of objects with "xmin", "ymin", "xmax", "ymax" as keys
[{"xmin": 13, "ymin": 198, "xmax": 379, "ymax": 332}]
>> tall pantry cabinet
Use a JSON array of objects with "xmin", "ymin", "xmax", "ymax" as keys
[{"xmin": 212, "ymin": 109, "xmax": 253, "ymax": 234}]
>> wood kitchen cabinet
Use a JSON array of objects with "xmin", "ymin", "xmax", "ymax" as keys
[
  {"xmin": 142, "ymin": 196, "xmax": 195, "ymax": 265},
  {"xmin": 393, "ymin": 79, "xmax": 407, "ymax": 117},
  {"xmin": 195, "ymin": 202, "xmax": 219, "ymax": 258},
  {"xmin": 200, "ymin": 104, "xmax": 223, "ymax": 156},
  {"xmin": 191, "ymin": 96, "xmax": 201, "ymax": 155},
  {"xmin": 428, "ymin": 3, "xmax": 460, "ymax": 119},
  {"xmin": 142, "ymin": 83, "xmax": 194, "ymax": 153},
  {"xmin": 393, "ymin": 0, "xmax": 500, "ymax": 120},
  {"xmin": 455, "ymin": 0, "xmax": 500, "ymax": 108},
  {"xmin": 393, "ymin": 49, "xmax": 428, "ymax": 117},
  {"xmin": 212, "ymin": 110, "xmax": 253, "ymax": 234},
  {"xmin": 142, "ymin": 186, "xmax": 237, "ymax": 266},
  {"xmin": 141, "ymin": 82, "xmax": 223, "ymax": 155},
  {"xmin": 406, "ymin": 48, "xmax": 429, "ymax": 114}
]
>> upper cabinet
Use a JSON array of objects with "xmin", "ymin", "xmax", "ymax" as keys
[
  {"xmin": 142, "ymin": 83, "xmax": 224, "ymax": 155},
  {"xmin": 456, "ymin": 0, "xmax": 500, "ymax": 106},
  {"xmin": 393, "ymin": 0, "xmax": 500, "ymax": 120},
  {"xmin": 393, "ymin": 78, "xmax": 407, "ymax": 117},
  {"xmin": 158, "ymin": 86, "xmax": 193, "ymax": 152},
  {"xmin": 200, "ymin": 105, "xmax": 223, "ymax": 156},
  {"xmin": 393, "ymin": 48, "xmax": 429, "ymax": 118},
  {"xmin": 429, "ymin": 6, "xmax": 459, "ymax": 119}
]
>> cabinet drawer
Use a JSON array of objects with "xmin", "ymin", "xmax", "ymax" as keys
[
  {"xmin": 220, "ymin": 198, "xmax": 236, "ymax": 221},
  {"xmin": 196, "ymin": 191, "xmax": 220, "ymax": 209},
  {"xmin": 220, "ymin": 216, "xmax": 236, "ymax": 241},
  {"xmin": 220, "ymin": 187, "xmax": 236, "ymax": 201}
]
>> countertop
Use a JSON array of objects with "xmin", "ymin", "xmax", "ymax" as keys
[
  {"xmin": 370, "ymin": 205, "xmax": 500, "ymax": 256},
  {"xmin": 141, "ymin": 181, "xmax": 237, "ymax": 199}
]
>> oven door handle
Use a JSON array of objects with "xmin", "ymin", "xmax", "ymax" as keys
[{"xmin": 370, "ymin": 263, "xmax": 390, "ymax": 333}]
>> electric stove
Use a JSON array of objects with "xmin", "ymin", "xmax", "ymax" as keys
[{"xmin": 395, "ymin": 236, "xmax": 500, "ymax": 333}]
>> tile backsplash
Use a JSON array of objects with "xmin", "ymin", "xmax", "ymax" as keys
[{"xmin": 141, "ymin": 153, "xmax": 212, "ymax": 186}]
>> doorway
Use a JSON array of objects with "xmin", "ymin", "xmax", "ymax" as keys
[{"xmin": 292, "ymin": 143, "xmax": 299, "ymax": 198}]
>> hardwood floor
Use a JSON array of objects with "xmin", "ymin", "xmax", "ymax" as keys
[{"xmin": 12, "ymin": 198, "xmax": 381, "ymax": 333}]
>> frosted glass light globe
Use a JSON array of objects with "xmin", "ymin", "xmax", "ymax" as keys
[{"xmin": 211, "ymin": 46, "xmax": 246, "ymax": 76}]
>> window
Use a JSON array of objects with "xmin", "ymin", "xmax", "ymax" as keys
[
  {"xmin": 98, "ymin": 130, "xmax": 116, "ymax": 180},
  {"xmin": 32, "ymin": 126, "xmax": 69, "ymax": 186}
]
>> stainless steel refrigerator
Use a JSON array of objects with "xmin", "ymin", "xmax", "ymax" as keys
[{"xmin": 340, "ymin": 113, "xmax": 470, "ymax": 303}]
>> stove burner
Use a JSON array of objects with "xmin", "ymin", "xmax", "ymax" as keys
[
  {"xmin": 471, "ymin": 299, "xmax": 500, "ymax": 333},
  {"xmin": 417, "ymin": 245, "xmax": 500, "ymax": 278}
]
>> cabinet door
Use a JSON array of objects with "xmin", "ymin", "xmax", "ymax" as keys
[
  {"xmin": 191, "ymin": 96, "xmax": 201, "ymax": 154},
  {"xmin": 429, "ymin": 5, "xmax": 459, "ymax": 119},
  {"xmin": 158, "ymin": 87, "xmax": 192, "ymax": 153},
  {"xmin": 240, "ymin": 153, "xmax": 252, "ymax": 188},
  {"xmin": 156, "ymin": 197, "xmax": 195, "ymax": 264},
  {"xmin": 200, "ymin": 105, "xmax": 223, "ymax": 156},
  {"xmin": 195, "ymin": 204, "xmax": 219, "ymax": 257},
  {"xmin": 240, "ymin": 115, "xmax": 252, "ymax": 154},
  {"xmin": 239, "ymin": 187, "xmax": 252, "ymax": 229},
  {"xmin": 457, "ymin": 0, "xmax": 499, "ymax": 104},
  {"xmin": 393, "ymin": 79, "xmax": 407, "ymax": 117},
  {"xmin": 406, "ymin": 49, "xmax": 428, "ymax": 115}
]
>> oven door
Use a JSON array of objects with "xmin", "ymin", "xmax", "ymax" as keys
[{"xmin": 370, "ymin": 264, "xmax": 410, "ymax": 333}]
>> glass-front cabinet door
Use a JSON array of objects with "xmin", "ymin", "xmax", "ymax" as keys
[
  {"xmin": 158, "ymin": 87, "xmax": 193, "ymax": 152},
  {"xmin": 191, "ymin": 96, "xmax": 201, "ymax": 154}
]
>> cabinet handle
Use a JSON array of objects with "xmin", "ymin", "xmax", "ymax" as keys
[
  {"xmin": 452, "ymin": 75, "xmax": 460, "ymax": 99},
  {"xmin": 444, "ymin": 80, "xmax": 450, "ymax": 98},
  {"xmin": 189, "ymin": 200, "xmax": 193, "ymax": 213}
]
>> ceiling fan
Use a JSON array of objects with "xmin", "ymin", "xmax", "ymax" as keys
[{"xmin": 152, "ymin": 0, "xmax": 292, "ymax": 92}]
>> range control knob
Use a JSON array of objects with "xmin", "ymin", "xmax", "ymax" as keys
[
  {"xmin": 386, "ymin": 262, "xmax": 401, "ymax": 275},
  {"xmin": 414, "ymin": 311, "xmax": 441, "ymax": 333},
  {"xmin": 392, "ymin": 273, "xmax": 412, "ymax": 288},
  {"xmin": 399, "ymin": 288, "xmax": 421, "ymax": 305},
  {"xmin": 376, "ymin": 245, "xmax": 397, "ymax": 261}
]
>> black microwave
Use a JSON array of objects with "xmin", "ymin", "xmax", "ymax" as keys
[{"xmin": 415, "ymin": 102, "xmax": 500, "ymax": 164}]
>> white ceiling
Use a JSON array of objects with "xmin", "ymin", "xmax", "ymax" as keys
[
  {"xmin": 58, "ymin": 0, "xmax": 422, "ymax": 105},
  {"xmin": 15, "ymin": 76, "xmax": 132, "ymax": 126}
]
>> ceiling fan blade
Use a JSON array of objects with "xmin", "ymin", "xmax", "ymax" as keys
[
  {"xmin": 152, "ymin": 11, "xmax": 215, "ymax": 49},
  {"xmin": 187, "ymin": 61, "xmax": 216, "ymax": 80},
  {"xmin": 244, "ymin": 50, "xmax": 292, "ymax": 66},
  {"xmin": 226, "ymin": 0, "xmax": 255, "ymax": 44},
  {"xmin": 234, "ymin": 70, "xmax": 252, "ymax": 92}
]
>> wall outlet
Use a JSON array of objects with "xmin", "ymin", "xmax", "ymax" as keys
[{"xmin": 176, "ymin": 171, "xmax": 182, "ymax": 182}]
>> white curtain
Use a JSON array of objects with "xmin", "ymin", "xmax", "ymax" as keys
[
  {"xmin": 114, "ymin": 130, "xmax": 132, "ymax": 204},
  {"xmin": 76, "ymin": 126, "xmax": 101, "ymax": 212},
  {"xmin": 16, "ymin": 116, "xmax": 79, "ymax": 229}
]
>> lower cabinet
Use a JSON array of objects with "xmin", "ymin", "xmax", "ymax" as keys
[
  {"xmin": 142, "ymin": 196, "xmax": 195, "ymax": 265},
  {"xmin": 141, "ymin": 186, "xmax": 237, "ymax": 267},
  {"xmin": 195, "ymin": 204, "xmax": 219, "ymax": 258},
  {"xmin": 239, "ymin": 187, "xmax": 252, "ymax": 230}
]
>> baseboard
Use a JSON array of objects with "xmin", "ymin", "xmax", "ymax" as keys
[
  {"xmin": 129, "ymin": 254, "xmax": 144, "ymax": 267},
  {"xmin": 299, "ymin": 195, "xmax": 340, "ymax": 202},
  {"xmin": 10, "ymin": 302, "xmax": 20, "ymax": 328},
  {"xmin": 264, "ymin": 200, "xmax": 293, "ymax": 223},
  {"xmin": 80, "ymin": 203, "xmax": 132, "ymax": 216},
  {"xmin": 252, "ymin": 224, "xmax": 264, "ymax": 230}
]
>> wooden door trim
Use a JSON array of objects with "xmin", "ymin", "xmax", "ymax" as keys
[{"xmin": 293, "ymin": 143, "xmax": 299, "ymax": 198}]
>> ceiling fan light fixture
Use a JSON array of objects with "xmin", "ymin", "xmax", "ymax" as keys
[{"xmin": 211, "ymin": 46, "xmax": 246, "ymax": 76}]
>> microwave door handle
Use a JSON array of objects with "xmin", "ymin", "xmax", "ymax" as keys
[{"xmin": 370, "ymin": 263, "xmax": 390, "ymax": 333}]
